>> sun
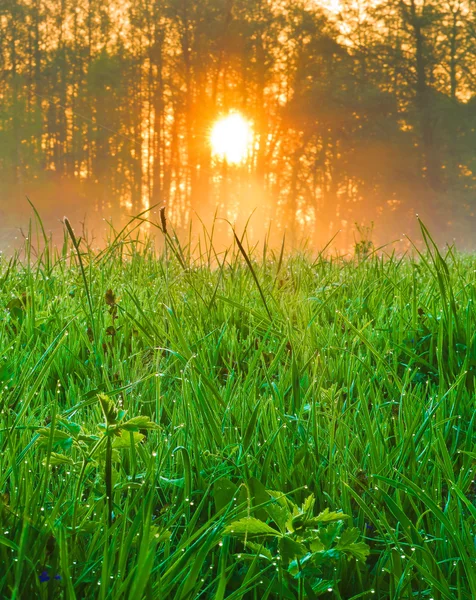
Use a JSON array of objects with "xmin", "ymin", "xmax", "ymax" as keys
[{"xmin": 210, "ymin": 113, "xmax": 252, "ymax": 164}]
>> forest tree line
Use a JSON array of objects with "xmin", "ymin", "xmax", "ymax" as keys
[{"xmin": 1, "ymin": 0, "xmax": 476, "ymax": 245}]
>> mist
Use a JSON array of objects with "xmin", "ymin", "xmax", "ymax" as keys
[{"xmin": 1, "ymin": 0, "xmax": 476, "ymax": 253}]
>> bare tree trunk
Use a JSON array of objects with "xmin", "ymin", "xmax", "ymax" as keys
[{"xmin": 406, "ymin": 0, "xmax": 442, "ymax": 192}]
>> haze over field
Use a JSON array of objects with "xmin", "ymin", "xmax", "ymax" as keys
[{"xmin": 1, "ymin": 0, "xmax": 476, "ymax": 250}]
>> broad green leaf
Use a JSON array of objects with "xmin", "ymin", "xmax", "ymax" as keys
[
  {"xmin": 112, "ymin": 431, "xmax": 145, "ymax": 449},
  {"xmin": 336, "ymin": 527, "xmax": 370, "ymax": 562},
  {"xmin": 37, "ymin": 428, "xmax": 73, "ymax": 451},
  {"xmin": 37, "ymin": 428, "xmax": 71, "ymax": 441},
  {"xmin": 121, "ymin": 415, "xmax": 159, "ymax": 431},
  {"xmin": 313, "ymin": 508, "xmax": 350, "ymax": 523},
  {"xmin": 317, "ymin": 521, "xmax": 342, "ymax": 549},
  {"xmin": 301, "ymin": 494, "xmax": 315, "ymax": 515},
  {"xmin": 338, "ymin": 541, "xmax": 370, "ymax": 562},
  {"xmin": 62, "ymin": 421, "xmax": 82, "ymax": 436},
  {"xmin": 44, "ymin": 452, "xmax": 75, "ymax": 466},
  {"xmin": 244, "ymin": 541, "xmax": 273, "ymax": 561},
  {"xmin": 265, "ymin": 491, "xmax": 291, "ymax": 533},
  {"xmin": 336, "ymin": 526, "xmax": 359, "ymax": 546},
  {"xmin": 278, "ymin": 536, "xmax": 308, "ymax": 563},
  {"xmin": 98, "ymin": 393, "xmax": 118, "ymax": 425},
  {"xmin": 213, "ymin": 477, "xmax": 238, "ymax": 513},
  {"xmin": 224, "ymin": 517, "xmax": 280, "ymax": 538},
  {"xmin": 288, "ymin": 553, "xmax": 313, "ymax": 576},
  {"xmin": 290, "ymin": 514, "xmax": 308, "ymax": 533},
  {"xmin": 309, "ymin": 536, "xmax": 325, "ymax": 552},
  {"xmin": 247, "ymin": 477, "xmax": 270, "ymax": 521}
]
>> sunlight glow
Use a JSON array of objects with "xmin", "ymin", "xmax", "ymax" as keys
[
  {"xmin": 210, "ymin": 113, "xmax": 252, "ymax": 164},
  {"xmin": 321, "ymin": 0, "xmax": 341, "ymax": 12}
]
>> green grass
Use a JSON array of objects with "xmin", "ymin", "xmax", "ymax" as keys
[{"xmin": 0, "ymin": 215, "xmax": 475, "ymax": 599}]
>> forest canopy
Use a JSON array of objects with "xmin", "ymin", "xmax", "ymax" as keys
[{"xmin": 1, "ymin": 0, "xmax": 476, "ymax": 246}]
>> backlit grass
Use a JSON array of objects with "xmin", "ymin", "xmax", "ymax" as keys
[{"xmin": 0, "ymin": 216, "xmax": 475, "ymax": 599}]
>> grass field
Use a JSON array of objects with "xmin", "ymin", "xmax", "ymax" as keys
[{"xmin": 0, "ymin": 216, "xmax": 475, "ymax": 599}]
